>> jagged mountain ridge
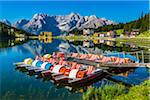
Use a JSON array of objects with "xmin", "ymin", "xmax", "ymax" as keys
[
  {"xmin": 3, "ymin": 13, "xmax": 115, "ymax": 35},
  {"xmin": 1, "ymin": 19, "xmax": 11, "ymax": 26}
]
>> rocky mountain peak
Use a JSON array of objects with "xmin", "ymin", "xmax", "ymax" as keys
[
  {"xmin": 13, "ymin": 12, "xmax": 115, "ymax": 35},
  {"xmin": 68, "ymin": 12, "xmax": 80, "ymax": 19},
  {"xmin": 1, "ymin": 19, "xmax": 11, "ymax": 26},
  {"xmin": 33, "ymin": 13, "xmax": 48, "ymax": 19},
  {"xmin": 14, "ymin": 19, "xmax": 29, "ymax": 29}
]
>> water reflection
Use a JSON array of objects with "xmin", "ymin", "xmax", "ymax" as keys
[
  {"xmin": 0, "ymin": 38, "xmax": 149, "ymax": 62},
  {"xmin": 0, "ymin": 38, "xmax": 27, "ymax": 48},
  {"xmin": 69, "ymin": 40, "xmax": 142, "ymax": 52},
  {"xmin": 0, "ymin": 38, "xmax": 149, "ymax": 99},
  {"xmin": 0, "ymin": 38, "xmax": 145, "ymax": 53},
  {"xmin": 39, "ymin": 37, "xmax": 53, "ymax": 43}
]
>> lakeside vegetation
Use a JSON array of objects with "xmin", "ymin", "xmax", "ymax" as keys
[
  {"xmin": 137, "ymin": 30, "xmax": 150, "ymax": 37},
  {"xmin": 116, "ymin": 38, "xmax": 150, "ymax": 48},
  {"xmin": 0, "ymin": 38, "xmax": 28, "ymax": 48},
  {"xmin": 0, "ymin": 22, "xmax": 36, "ymax": 40},
  {"xmin": 83, "ymin": 80, "xmax": 150, "ymax": 100},
  {"xmin": 0, "ymin": 22, "xmax": 38, "ymax": 48},
  {"xmin": 55, "ymin": 35, "xmax": 115, "ymax": 41}
]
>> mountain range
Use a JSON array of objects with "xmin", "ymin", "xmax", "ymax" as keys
[{"xmin": 1, "ymin": 13, "xmax": 115, "ymax": 35}]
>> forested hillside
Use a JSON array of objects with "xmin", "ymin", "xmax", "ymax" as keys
[
  {"xmin": 0, "ymin": 22, "xmax": 36, "ymax": 40},
  {"xmin": 95, "ymin": 13, "xmax": 149, "ymax": 32}
]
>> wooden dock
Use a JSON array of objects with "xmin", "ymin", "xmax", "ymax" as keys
[{"xmin": 66, "ymin": 57, "xmax": 150, "ymax": 69}]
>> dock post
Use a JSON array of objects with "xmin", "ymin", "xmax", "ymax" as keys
[
  {"xmin": 136, "ymin": 52, "xmax": 139, "ymax": 62},
  {"xmin": 141, "ymin": 50, "xmax": 144, "ymax": 63}
]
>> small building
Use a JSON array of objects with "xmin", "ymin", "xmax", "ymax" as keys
[
  {"xmin": 40, "ymin": 38, "xmax": 52, "ymax": 43},
  {"xmin": 106, "ymin": 40, "xmax": 114, "ymax": 46},
  {"xmin": 93, "ymin": 39, "xmax": 105, "ymax": 44},
  {"xmin": 130, "ymin": 29, "xmax": 140, "ymax": 37},
  {"xmin": 120, "ymin": 34, "xmax": 125, "ymax": 37},
  {"xmin": 69, "ymin": 33, "xmax": 75, "ymax": 36},
  {"xmin": 106, "ymin": 30, "xmax": 115, "ymax": 38},
  {"xmin": 40, "ymin": 32, "xmax": 52, "ymax": 37},
  {"xmin": 83, "ymin": 41, "xmax": 90, "ymax": 47},
  {"xmin": 39, "ymin": 32, "xmax": 52, "ymax": 39},
  {"xmin": 39, "ymin": 32, "xmax": 52, "ymax": 42},
  {"xmin": 93, "ymin": 32, "xmax": 106, "ymax": 37},
  {"xmin": 83, "ymin": 28, "xmax": 94, "ymax": 36},
  {"xmin": 100, "ymin": 34, "xmax": 105, "ymax": 37},
  {"xmin": 11, "ymin": 28, "xmax": 14, "ymax": 32},
  {"xmin": 83, "ymin": 40, "xmax": 94, "ymax": 47},
  {"xmin": 7, "ymin": 28, "xmax": 15, "ymax": 35},
  {"xmin": 93, "ymin": 40, "xmax": 99, "ymax": 44}
]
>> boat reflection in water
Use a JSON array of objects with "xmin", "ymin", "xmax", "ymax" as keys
[{"xmin": 55, "ymin": 69, "xmax": 136, "ymax": 93}]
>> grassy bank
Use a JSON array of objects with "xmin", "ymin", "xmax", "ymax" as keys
[
  {"xmin": 82, "ymin": 83, "xmax": 126, "ymax": 100},
  {"xmin": 82, "ymin": 80, "xmax": 150, "ymax": 100},
  {"xmin": 54, "ymin": 35, "xmax": 115, "ymax": 41},
  {"xmin": 116, "ymin": 37, "xmax": 150, "ymax": 43},
  {"xmin": 137, "ymin": 30, "xmax": 150, "ymax": 37},
  {"xmin": 116, "ymin": 37, "xmax": 150, "ymax": 48},
  {"xmin": 55, "ymin": 35, "xmax": 89, "ymax": 40},
  {"xmin": 56, "ymin": 35, "xmax": 150, "ymax": 42},
  {"xmin": 115, "ymin": 80, "xmax": 150, "ymax": 100}
]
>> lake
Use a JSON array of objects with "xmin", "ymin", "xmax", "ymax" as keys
[{"xmin": 0, "ymin": 38, "xmax": 149, "ymax": 100}]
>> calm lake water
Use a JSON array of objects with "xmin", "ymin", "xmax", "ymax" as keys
[{"xmin": 0, "ymin": 39, "xmax": 149, "ymax": 100}]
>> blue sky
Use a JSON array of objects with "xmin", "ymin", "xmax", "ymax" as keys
[{"xmin": 0, "ymin": 1, "xmax": 149, "ymax": 23}]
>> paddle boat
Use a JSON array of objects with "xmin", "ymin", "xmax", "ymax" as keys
[
  {"xmin": 68, "ymin": 52, "xmax": 136, "ymax": 64},
  {"xmin": 14, "ymin": 52, "xmax": 145, "ymax": 86},
  {"xmin": 15, "ymin": 53, "xmax": 70, "ymax": 78}
]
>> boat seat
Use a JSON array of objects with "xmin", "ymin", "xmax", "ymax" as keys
[
  {"xmin": 86, "ymin": 66, "xmax": 94, "ymax": 75},
  {"xmin": 71, "ymin": 53, "xmax": 78, "ymax": 58}
]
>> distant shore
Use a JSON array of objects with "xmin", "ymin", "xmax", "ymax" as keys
[
  {"xmin": 53, "ymin": 35, "xmax": 150, "ymax": 49},
  {"xmin": 54, "ymin": 35, "xmax": 150, "ymax": 42}
]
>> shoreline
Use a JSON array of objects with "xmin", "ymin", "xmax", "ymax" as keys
[{"xmin": 53, "ymin": 35, "xmax": 150, "ymax": 42}]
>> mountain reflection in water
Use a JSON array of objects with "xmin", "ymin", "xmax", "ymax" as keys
[{"xmin": 0, "ymin": 38, "xmax": 149, "ymax": 99}]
